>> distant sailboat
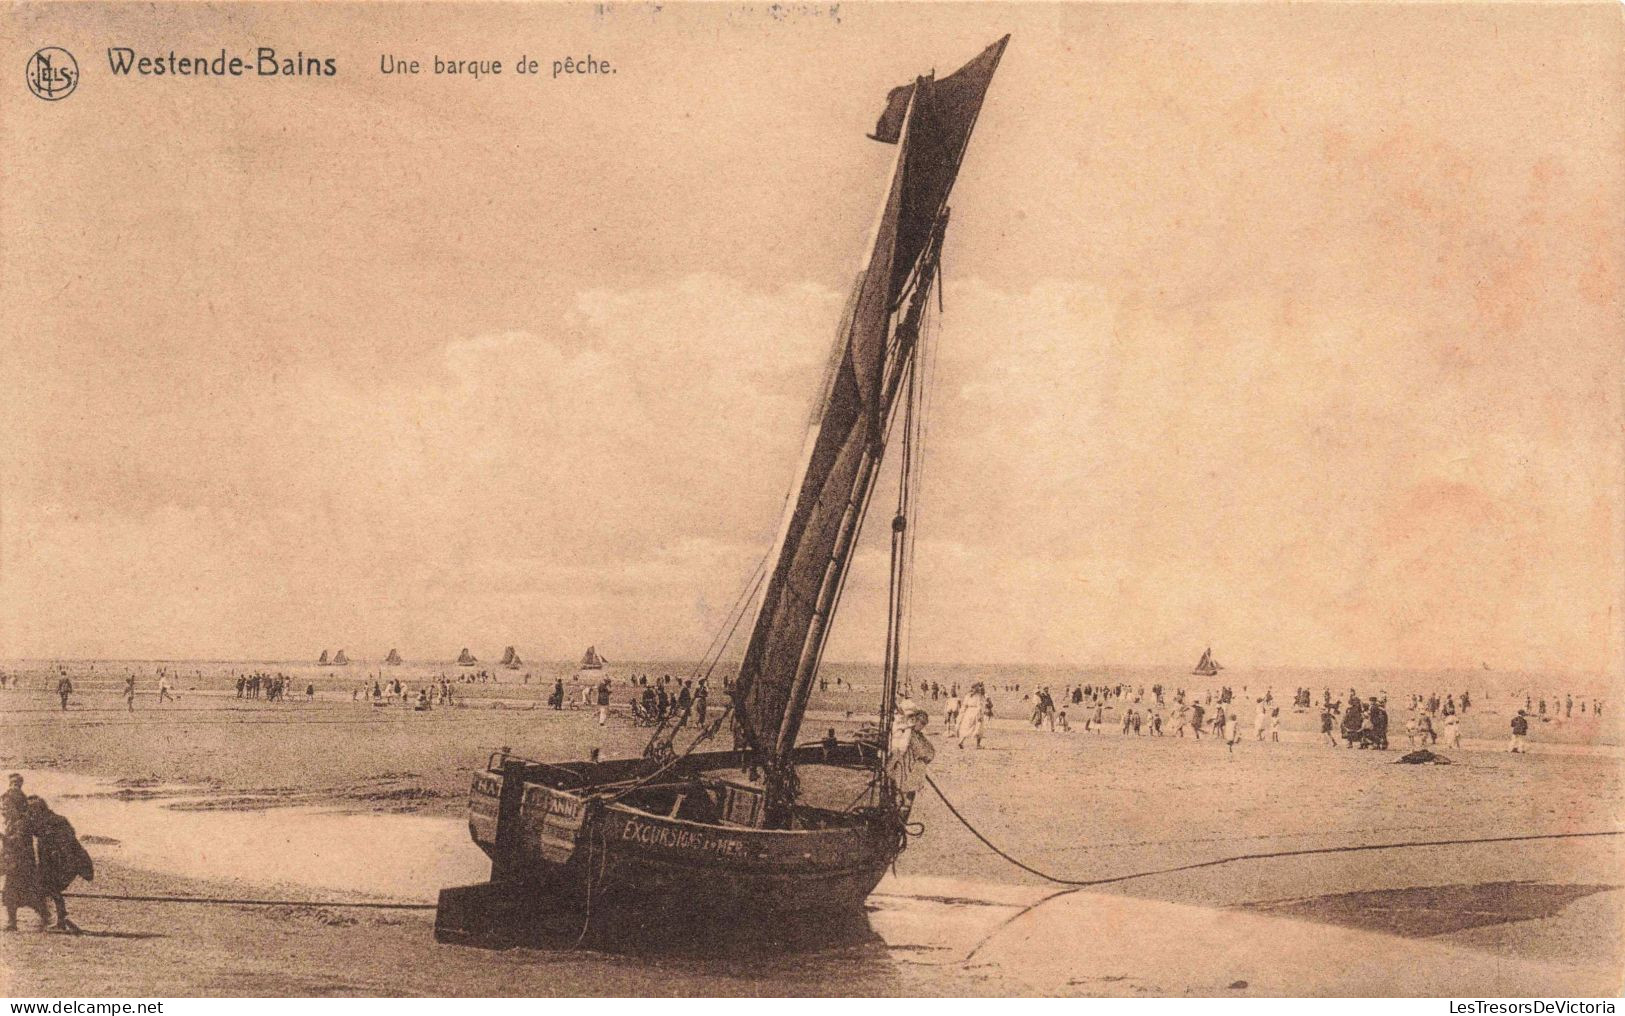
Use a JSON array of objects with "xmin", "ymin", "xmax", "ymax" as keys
[
  {"xmin": 457, "ymin": 648, "xmax": 478, "ymax": 667},
  {"xmin": 579, "ymin": 646, "xmax": 606, "ymax": 670},
  {"xmin": 317, "ymin": 650, "xmax": 331, "ymax": 667},
  {"xmin": 333, "ymin": 650, "xmax": 350, "ymax": 666},
  {"xmin": 385, "ymin": 649, "xmax": 403, "ymax": 666},
  {"xmin": 500, "ymin": 646, "xmax": 523, "ymax": 669},
  {"xmin": 1192, "ymin": 647, "xmax": 1222, "ymax": 677}
]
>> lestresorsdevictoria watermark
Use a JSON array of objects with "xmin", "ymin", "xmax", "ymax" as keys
[{"xmin": 1449, "ymin": 1003, "xmax": 1616, "ymax": 1014}]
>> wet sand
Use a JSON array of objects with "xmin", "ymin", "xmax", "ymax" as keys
[{"xmin": 1, "ymin": 681, "xmax": 1622, "ymax": 996}]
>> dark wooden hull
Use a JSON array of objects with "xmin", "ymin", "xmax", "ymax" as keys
[{"xmin": 439, "ymin": 744, "xmax": 901, "ymax": 946}]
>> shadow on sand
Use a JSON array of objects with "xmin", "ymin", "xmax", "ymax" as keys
[
  {"xmin": 1238, "ymin": 881, "xmax": 1619, "ymax": 938},
  {"xmin": 435, "ymin": 880, "xmax": 892, "ymax": 960}
]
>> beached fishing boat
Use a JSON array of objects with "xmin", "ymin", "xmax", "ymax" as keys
[
  {"xmin": 436, "ymin": 35, "xmax": 1009, "ymax": 948},
  {"xmin": 317, "ymin": 650, "xmax": 331, "ymax": 666},
  {"xmin": 332, "ymin": 649, "xmax": 350, "ymax": 666},
  {"xmin": 578, "ymin": 646, "xmax": 606, "ymax": 671},
  {"xmin": 1192, "ymin": 647, "xmax": 1223, "ymax": 676},
  {"xmin": 457, "ymin": 648, "xmax": 478, "ymax": 667},
  {"xmin": 385, "ymin": 649, "xmax": 403, "ymax": 666},
  {"xmin": 501, "ymin": 646, "xmax": 523, "ymax": 669}
]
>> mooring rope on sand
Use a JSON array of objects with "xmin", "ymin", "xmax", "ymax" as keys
[
  {"xmin": 62, "ymin": 891, "xmax": 436, "ymax": 910},
  {"xmin": 925, "ymin": 773, "xmax": 1625, "ymax": 890},
  {"xmin": 922, "ymin": 773, "xmax": 1625, "ymax": 963}
]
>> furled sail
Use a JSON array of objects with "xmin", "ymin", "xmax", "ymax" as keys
[
  {"xmin": 731, "ymin": 36, "xmax": 1008, "ymax": 769},
  {"xmin": 317, "ymin": 650, "xmax": 329, "ymax": 666},
  {"xmin": 333, "ymin": 650, "xmax": 350, "ymax": 666},
  {"xmin": 500, "ymin": 646, "xmax": 516, "ymax": 665}
]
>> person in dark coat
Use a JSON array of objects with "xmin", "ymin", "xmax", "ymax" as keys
[
  {"xmin": 26, "ymin": 797, "xmax": 91, "ymax": 933},
  {"xmin": 1340, "ymin": 701, "xmax": 1363, "ymax": 747},
  {"xmin": 2, "ymin": 807, "xmax": 47, "ymax": 931},
  {"xmin": 1367, "ymin": 698, "xmax": 1389, "ymax": 750}
]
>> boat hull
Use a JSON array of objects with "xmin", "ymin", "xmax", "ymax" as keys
[{"xmin": 442, "ymin": 745, "xmax": 901, "ymax": 947}]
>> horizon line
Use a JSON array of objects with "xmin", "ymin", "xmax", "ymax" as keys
[{"xmin": 0, "ymin": 655, "xmax": 1611, "ymax": 678}]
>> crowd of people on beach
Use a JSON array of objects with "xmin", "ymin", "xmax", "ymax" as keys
[
  {"xmin": 890, "ymin": 678, "xmax": 1608, "ymax": 758},
  {"xmin": 626, "ymin": 674, "xmax": 710, "ymax": 728}
]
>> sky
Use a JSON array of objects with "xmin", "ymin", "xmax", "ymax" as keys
[{"xmin": 2, "ymin": 3, "xmax": 1621, "ymax": 673}]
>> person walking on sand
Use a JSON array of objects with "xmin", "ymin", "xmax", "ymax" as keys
[
  {"xmin": 887, "ymin": 707, "xmax": 936, "ymax": 806},
  {"xmin": 2, "ymin": 811, "xmax": 47, "ymax": 932},
  {"xmin": 595, "ymin": 679, "xmax": 611, "ymax": 727},
  {"xmin": 26, "ymin": 797, "xmax": 90, "ymax": 934},
  {"xmin": 1509, "ymin": 711, "xmax": 1529, "ymax": 753},
  {"xmin": 55, "ymin": 675, "xmax": 72, "ymax": 711},
  {"xmin": 124, "ymin": 675, "xmax": 136, "ymax": 712},
  {"xmin": 1443, "ymin": 711, "xmax": 1462, "ymax": 750},
  {"xmin": 956, "ymin": 683, "xmax": 988, "ymax": 749}
]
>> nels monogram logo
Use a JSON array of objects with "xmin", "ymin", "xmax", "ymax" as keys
[{"xmin": 26, "ymin": 46, "xmax": 78, "ymax": 100}]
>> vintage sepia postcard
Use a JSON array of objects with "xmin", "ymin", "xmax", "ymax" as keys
[{"xmin": 1, "ymin": 0, "xmax": 1622, "ymax": 1002}]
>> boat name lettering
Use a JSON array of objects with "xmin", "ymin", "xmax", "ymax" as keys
[{"xmin": 621, "ymin": 820, "xmax": 746, "ymax": 857}]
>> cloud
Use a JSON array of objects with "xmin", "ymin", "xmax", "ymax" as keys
[{"xmin": 3, "ymin": 271, "xmax": 1619, "ymax": 673}]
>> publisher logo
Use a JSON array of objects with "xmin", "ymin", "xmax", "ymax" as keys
[{"xmin": 26, "ymin": 47, "xmax": 78, "ymax": 101}]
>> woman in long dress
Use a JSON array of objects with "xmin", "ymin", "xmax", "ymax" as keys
[{"xmin": 957, "ymin": 683, "xmax": 987, "ymax": 749}]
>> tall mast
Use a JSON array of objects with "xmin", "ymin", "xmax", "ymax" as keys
[{"xmin": 879, "ymin": 217, "xmax": 946, "ymax": 775}]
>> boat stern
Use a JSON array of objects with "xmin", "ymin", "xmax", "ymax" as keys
[{"xmin": 468, "ymin": 770, "xmax": 502, "ymax": 854}]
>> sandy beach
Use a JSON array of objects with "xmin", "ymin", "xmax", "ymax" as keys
[{"xmin": 1, "ymin": 663, "xmax": 1621, "ymax": 996}]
